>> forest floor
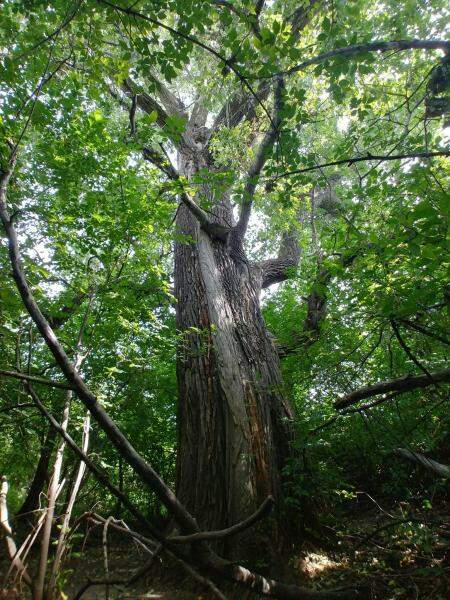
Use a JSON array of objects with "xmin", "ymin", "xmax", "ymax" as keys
[{"xmin": 1, "ymin": 501, "xmax": 448, "ymax": 599}]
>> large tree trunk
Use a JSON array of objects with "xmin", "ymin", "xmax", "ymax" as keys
[{"xmin": 174, "ymin": 145, "xmax": 294, "ymax": 558}]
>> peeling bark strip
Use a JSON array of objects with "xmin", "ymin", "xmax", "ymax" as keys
[{"xmin": 334, "ymin": 368, "xmax": 450, "ymax": 410}]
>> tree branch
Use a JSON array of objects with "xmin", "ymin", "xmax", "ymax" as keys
[
  {"xmin": 334, "ymin": 368, "xmax": 450, "ymax": 410},
  {"xmin": 85, "ymin": 515, "xmax": 228, "ymax": 600},
  {"xmin": 270, "ymin": 151, "xmax": 450, "ymax": 181},
  {"xmin": 169, "ymin": 496, "xmax": 274, "ymax": 543},
  {"xmin": 121, "ymin": 77, "xmax": 169, "ymax": 129},
  {"xmin": 0, "ymin": 401, "xmax": 34, "ymax": 414},
  {"xmin": 394, "ymin": 448, "xmax": 450, "ymax": 478},
  {"xmin": 282, "ymin": 39, "xmax": 450, "ymax": 76},
  {"xmin": 289, "ymin": 0, "xmax": 319, "ymax": 36},
  {"xmin": 25, "ymin": 383, "xmax": 164, "ymax": 539},
  {"xmin": 114, "ymin": 80, "xmax": 226, "ymax": 238},
  {"xmin": 390, "ymin": 319, "xmax": 433, "ymax": 380},
  {"xmin": 73, "ymin": 578, "xmax": 128, "ymax": 600},
  {"xmin": 0, "ymin": 368, "xmax": 72, "ymax": 390},
  {"xmin": 125, "ymin": 67, "xmax": 187, "ymax": 122},
  {"xmin": 234, "ymin": 77, "xmax": 284, "ymax": 240},
  {"xmin": 118, "ymin": 80, "xmax": 227, "ymax": 239},
  {"xmin": 209, "ymin": 0, "xmax": 262, "ymax": 38},
  {"xmin": 254, "ymin": 0, "xmax": 266, "ymax": 17},
  {"xmin": 259, "ymin": 227, "xmax": 302, "ymax": 288},
  {"xmin": 398, "ymin": 318, "xmax": 450, "ymax": 347},
  {"xmin": 0, "ymin": 156, "xmax": 201, "ymax": 536},
  {"xmin": 212, "ymin": 79, "xmax": 272, "ymax": 130},
  {"xmin": 45, "ymin": 289, "xmax": 89, "ymax": 329},
  {"xmin": 97, "ymin": 0, "xmax": 272, "ymax": 126},
  {"xmin": 212, "ymin": 0, "xmax": 317, "ymax": 130},
  {"xmin": 258, "ymin": 182, "xmax": 340, "ymax": 290},
  {"xmin": 310, "ymin": 393, "xmax": 402, "ymax": 435},
  {"xmin": 142, "ymin": 146, "xmax": 179, "ymax": 179},
  {"xmin": 142, "ymin": 147, "xmax": 230, "ymax": 240}
]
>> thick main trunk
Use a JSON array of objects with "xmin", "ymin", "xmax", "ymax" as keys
[{"xmin": 174, "ymin": 150, "xmax": 294, "ymax": 557}]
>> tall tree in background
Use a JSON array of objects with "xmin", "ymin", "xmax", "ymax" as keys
[{"xmin": 1, "ymin": 0, "xmax": 449, "ymax": 561}]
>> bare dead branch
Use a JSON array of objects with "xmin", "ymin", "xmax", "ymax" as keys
[
  {"xmin": 334, "ymin": 368, "xmax": 450, "ymax": 410},
  {"xmin": 48, "ymin": 413, "xmax": 91, "ymax": 592},
  {"xmin": 25, "ymin": 383, "xmax": 162, "ymax": 540},
  {"xmin": 172, "ymin": 555, "xmax": 228, "ymax": 600},
  {"xmin": 72, "ymin": 578, "xmax": 128, "ymax": 600},
  {"xmin": 34, "ymin": 380, "xmax": 72, "ymax": 600},
  {"xmin": 169, "ymin": 496, "xmax": 274, "ymax": 543},
  {"xmin": 270, "ymin": 151, "xmax": 450, "ymax": 180},
  {"xmin": 86, "ymin": 515, "xmax": 227, "ymax": 600},
  {"xmin": 103, "ymin": 516, "xmax": 113, "ymax": 600},
  {"xmin": 73, "ymin": 549, "xmax": 165, "ymax": 600}
]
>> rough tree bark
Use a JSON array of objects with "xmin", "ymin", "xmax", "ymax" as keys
[{"xmin": 174, "ymin": 121, "xmax": 295, "ymax": 555}]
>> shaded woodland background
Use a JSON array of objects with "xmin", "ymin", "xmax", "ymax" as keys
[{"xmin": 0, "ymin": 0, "xmax": 449, "ymax": 598}]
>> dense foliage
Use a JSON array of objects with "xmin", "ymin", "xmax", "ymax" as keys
[{"xmin": 0, "ymin": 0, "xmax": 448, "ymax": 597}]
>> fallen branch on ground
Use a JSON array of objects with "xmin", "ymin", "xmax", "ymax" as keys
[{"xmin": 85, "ymin": 514, "xmax": 227, "ymax": 599}]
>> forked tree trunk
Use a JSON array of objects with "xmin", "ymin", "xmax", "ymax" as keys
[{"xmin": 174, "ymin": 146, "xmax": 294, "ymax": 557}]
